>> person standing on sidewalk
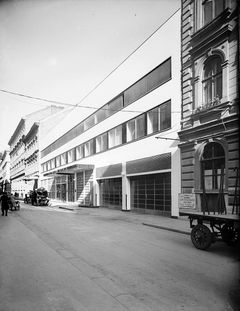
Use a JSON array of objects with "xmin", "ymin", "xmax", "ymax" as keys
[{"xmin": 0, "ymin": 192, "xmax": 10, "ymax": 216}]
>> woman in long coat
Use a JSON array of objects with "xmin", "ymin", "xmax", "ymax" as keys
[{"xmin": 0, "ymin": 192, "xmax": 9, "ymax": 216}]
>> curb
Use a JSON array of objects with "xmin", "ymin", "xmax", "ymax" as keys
[
  {"xmin": 58, "ymin": 206, "xmax": 75, "ymax": 211},
  {"xmin": 142, "ymin": 223, "xmax": 190, "ymax": 235}
]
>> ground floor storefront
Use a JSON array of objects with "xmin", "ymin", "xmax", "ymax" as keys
[
  {"xmin": 98, "ymin": 172, "xmax": 171, "ymax": 215},
  {"xmin": 41, "ymin": 152, "xmax": 180, "ymax": 217}
]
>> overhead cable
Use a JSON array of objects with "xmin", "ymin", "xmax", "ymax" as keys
[{"xmin": 0, "ymin": 89, "xmax": 181, "ymax": 114}]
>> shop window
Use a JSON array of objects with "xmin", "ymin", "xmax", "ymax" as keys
[
  {"xmin": 99, "ymin": 178, "xmax": 122, "ymax": 209},
  {"xmin": 76, "ymin": 145, "xmax": 84, "ymax": 160},
  {"xmin": 202, "ymin": 56, "xmax": 222, "ymax": 105},
  {"xmin": 201, "ymin": 142, "xmax": 225, "ymax": 190},
  {"xmin": 96, "ymin": 133, "xmax": 108, "ymax": 153},
  {"xmin": 130, "ymin": 173, "xmax": 171, "ymax": 211},
  {"xmin": 108, "ymin": 125, "xmax": 122, "ymax": 148}
]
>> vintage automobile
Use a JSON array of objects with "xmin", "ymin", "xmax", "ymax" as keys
[{"xmin": 36, "ymin": 187, "xmax": 49, "ymax": 206}]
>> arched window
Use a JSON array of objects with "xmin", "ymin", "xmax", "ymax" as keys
[
  {"xmin": 202, "ymin": 0, "xmax": 225, "ymax": 26},
  {"xmin": 202, "ymin": 56, "xmax": 222, "ymax": 105},
  {"xmin": 201, "ymin": 142, "xmax": 225, "ymax": 190}
]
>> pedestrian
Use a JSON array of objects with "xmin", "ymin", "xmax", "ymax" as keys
[
  {"xmin": 31, "ymin": 190, "xmax": 37, "ymax": 206},
  {"xmin": 0, "ymin": 192, "xmax": 10, "ymax": 216}
]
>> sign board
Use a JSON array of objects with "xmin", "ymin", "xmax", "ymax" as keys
[{"xmin": 178, "ymin": 193, "xmax": 195, "ymax": 209}]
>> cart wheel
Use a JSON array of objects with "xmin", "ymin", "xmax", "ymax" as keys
[
  {"xmin": 191, "ymin": 224, "xmax": 212, "ymax": 250},
  {"xmin": 221, "ymin": 224, "xmax": 235, "ymax": 244}
]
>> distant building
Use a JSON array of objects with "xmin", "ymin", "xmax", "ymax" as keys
[
  {"xmin": 0, "ymin": 150, "xmax": 10, "ymax": 193},
  {"xmin": 22, "ymin": 107, "xmax": 70, "ymax": 195},
  {"xmin": 40, "ymin": 10, "xmax": 181, "ymax": 217},
  {"xmin": 178, "ymin": 0, "xmax": 239, "ymax": 212},
  {"xmin": 8, "ymin": 106, "xmax": 64, "ymax": 198}
]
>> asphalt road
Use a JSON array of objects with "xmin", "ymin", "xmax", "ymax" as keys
[{"xmin": 0, "ymin": 204, "xmax": 239, "ymax": 311}]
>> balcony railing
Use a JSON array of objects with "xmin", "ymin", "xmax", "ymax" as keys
[{"xmin": 192, "ymin": 97, "xmax": 221, "ymax": 114}]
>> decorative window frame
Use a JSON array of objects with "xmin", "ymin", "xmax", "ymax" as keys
[
  {"xmin": 192, "ymin": 48, "xmax": 228, "ymax": 112},
  {"xmin": 194, "ymin": 138, "xmax": 228, "ymax": 191},
  {"xmin": 194, "ymin": 0, "xmax": 226, "ymax": 32}
]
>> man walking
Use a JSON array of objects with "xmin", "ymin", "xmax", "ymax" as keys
[{"xmin": 0, "ymin": 192, "xmax": 9, "ymax": 216}]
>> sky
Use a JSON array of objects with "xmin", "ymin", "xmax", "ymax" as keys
[{"xmin": 0, "ymin": 0, "xmax": 180, "ymax": 152}]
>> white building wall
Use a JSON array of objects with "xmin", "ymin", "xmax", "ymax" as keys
[
  {"xmin": 41, "ymin": 10, "xmax": 181, "ymax": 152},
  {"xmin": 40, "ymin": 10, "xmax": 181, "ymax": 216}
]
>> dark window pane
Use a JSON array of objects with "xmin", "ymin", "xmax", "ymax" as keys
[
  {"xmin": 160, "ymin": 101, "xmax": 171, "ymax": 130},
  {"xmin": 201, "ymin": 142, "xmax": 225, "ymax": 190},
  {"xmin": 96, "ymin": 106, "xmax": 108, "ymax": 123},
  {"xmin": 136, "ymin": 114, "xmax": 146, "ymax": 139},
  {"xmin": 215, "ymin": 0, "xmax": 224, "ymax": 16},
  {"xmin": 100, "ymin": 178, "xmax": 122, "ymax": 208},
  {"xmin": 203, "ymin": 0, "xmax": 213, "ymax": 25},
  {"xmin": 108, "ymin": 95, "xmax": 123, "ymax": 116},
  {"xmin": 124, "ymin": 58, "xmax": 171, "ymax": 107},
  {"xmin": 84, "ymin": 115, "xmax": 95, "ymax": 131},
  {"xmin": 130, "ymin": 173, "xmax": 171, "ymax": 212}
]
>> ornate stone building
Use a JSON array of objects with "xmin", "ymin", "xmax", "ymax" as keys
[
  {"xmin": 178, "ymin": 0, "xmax": 239, "ymax": 212},
  {"xmin": 8, "ymin": 106, "xmax": 64, "ymax": 198},
  {"xmin": 0, "ymin": 150, "xmax": 10, "ymax": 192}
]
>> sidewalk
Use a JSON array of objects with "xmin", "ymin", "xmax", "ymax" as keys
[{"xmin": 49, "ymin": 201, "xmax": 191, "ymax": 235}]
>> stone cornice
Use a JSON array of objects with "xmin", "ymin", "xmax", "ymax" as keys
[{"xmin": 189, "ymin": 8, "xmax": 234, "ymax": 58}]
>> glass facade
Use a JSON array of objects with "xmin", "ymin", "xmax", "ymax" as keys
[
  {"xmin": 130, "ymin": 173, "xmax": 171, "ymax": 212},
  {"xmin": 99, "ymin": 178, "xmax": 122, "ymax": 209}
]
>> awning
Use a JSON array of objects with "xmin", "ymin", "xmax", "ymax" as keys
[
  {"xmin": 96, "ymin": 163, "xmax": 122, "ymax": 179},
  {"xmin": 23, "ymin": 175, "xmax": 39, "ymax": 181},
  {"xmin": 126, "ymin": 153, "xmax": 171, "ymax": 175},
  {"xmin": 43, "ymin": 164, "xmax": 94, "ymax": 176}
]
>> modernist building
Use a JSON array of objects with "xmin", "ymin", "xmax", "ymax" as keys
[
  {"xmin": 178, "ymin": 0, "xmax": 239, "ymax": 212},
  {"xmin": 40, "ymin": 10, "xmax": 181, "ymax": 217},
  {"xmin": 0, "ymin": 150, "xmax": 10, "ymax": 192},
  {"xmin": 8, "ymin": 106, "xmax": 64, "ymax": 198}
]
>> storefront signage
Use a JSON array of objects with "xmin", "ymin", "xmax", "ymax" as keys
[{"xmin": 178, "ymin": 193, "xmax": 195, "ymax": 209}]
